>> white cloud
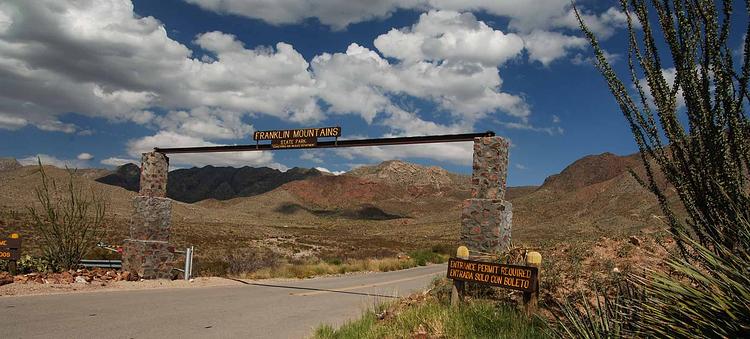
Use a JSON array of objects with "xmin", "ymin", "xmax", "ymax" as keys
[
  {"xmin": 374, "ymin": 11, "xmax": 524, "ymax": 66},
  {"xmin": 0, "ymin": 1, "xmax": 627, "ymax": 168},
  {"xmin": 497, "ymin": 121, "xmax": 564, "ymax": 136},
  {"xmin": 126, "ymin": 130, "xmax": 286, "ymax": 170},
  {"xmin": 0, "ymin": 1, "xmax": 320, "ymax": 134},
  {"xmin": 300, "ymin": 150, "xmax": 324, "ymax": 164},
  {"xmin": 523, "ymin": 30, "xmax": 587, "ymax": 66},
  {"xmin": 315, "ymin": 167, "xmax": 345, "ymax": 175},
  {"xmin": 183, "ymin": 0, "xmax": 625, "ymax": 37},
  {"xmin": 552, "ymin": 115, "xmax": 561, "ymax": 123},
  {"xmin": 182, "ymin": 1, "xmax": 628, "ymax": 64},
  {"xmin": 514, "ymin": 163, "xmax": 527, "ymax": 170},
  {"xmin": 101, "ymin": 157, "xmax": 138, "ymax": 167},
  {"xmin": 0, "ymin": 113, "xmax": 27, "ymax": 130},
  {"xmin": 18, "ymin": 154, "xmax": 90, "ymax": 169},
  {"xmin": 77, "ymin": 153, "xmax": 94, "ymax": 161}
]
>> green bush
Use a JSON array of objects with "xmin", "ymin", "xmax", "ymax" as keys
[{"xmin": 408, "ymin": 249, "xmax": 447, "ymax": 266}]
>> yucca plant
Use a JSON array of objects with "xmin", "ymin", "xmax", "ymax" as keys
[{"xmin": 564, "ymin": 0, "xmax": 750, "ymax": 337}]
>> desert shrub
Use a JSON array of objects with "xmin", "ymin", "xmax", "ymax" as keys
[
  {"xmin": 0, "ymin": 255, "xmax": 52, "ymax": 274},
  {"xmin": 572, "ymin": 0, "xmax": 750, "ymax": 337},
  {"xmin": 408, "ymin": 249, "xmax": 447, "ymax": 266},
  {"xmin": 27, "ymin": 161, "xmax": 107, "ymax": 271},
  {"xmin": 194, "ymin": 257, "xmax": 229, "ymax": 277},
  {"xmin": 225, "ymin": 247, "xmax": 279, "ymax": 275}
]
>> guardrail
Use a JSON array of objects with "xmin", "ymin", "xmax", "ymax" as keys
[{"xmin": 79, "ymin": 259, "xmax": 122, "ymax": 269}]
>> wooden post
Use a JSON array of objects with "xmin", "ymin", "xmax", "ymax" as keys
[
  {"xmin": 8, "ymin": 233, "xmax": 19, "ymax": 275},
  {"xmin": 523, "ymin": 251, "xmax": 542, "ymax": 315},
  {"xmin": 451, "ymin": 246, "xmax": 469, "ymax": 307}
]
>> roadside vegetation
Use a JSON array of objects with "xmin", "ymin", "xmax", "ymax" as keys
[
  {"xmin": 315, "ymin": 278, "xmax": 549, "ymax": 339},
  {"xmin": 194, "ymin": 247, "xmax": 449, "ymax": 279}
]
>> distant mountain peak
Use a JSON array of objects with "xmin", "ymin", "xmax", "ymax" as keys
[
  {"xmin": 348, "ymin": 160, "xmax": 467, "ymax": 189},
  {"xmin": 540, "ymin": 152, "xmax": 642, "ymax": 191}
]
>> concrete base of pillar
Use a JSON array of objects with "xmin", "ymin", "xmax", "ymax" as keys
[
  {"xmin": 122, "ymin": 239, "xmax": 175, "ymax": 280},
  {"xmin": 460, "ymin": 199, "xmax": 512, "ymax": 254}
]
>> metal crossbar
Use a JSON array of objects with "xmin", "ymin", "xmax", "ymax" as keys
[
  {"xmin": 79, "ymin": 259, "xmax": 122, "ymax": 269},
  {"xmin": 154, "ymin": 131, "xmax": 495, "ymax": 154}
]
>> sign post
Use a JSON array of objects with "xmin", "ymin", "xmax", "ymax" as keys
[
  {"xmin": 1, "ymin": 234, "xmax": 21, "ymax": 275},
  {"xmin": 451, "ymin": 246, "xmax": 469, "ymax": 307}
]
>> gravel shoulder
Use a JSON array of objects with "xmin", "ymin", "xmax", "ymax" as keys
[{"xmin": 0, "ymin": 277, "xmax": 241, "ymax": 297}]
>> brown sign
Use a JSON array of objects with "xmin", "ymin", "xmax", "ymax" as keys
[
  {"xmin": 0, "ymin": 238, "xmax": 21, "ymax": 249},
  {"xmin": 271, "ymin": 137, "xmax": 318, "ymax": 149},
  {"xmin": 447, "ymin": 257, "xmax": 537, "ymax": 292},
  {"xmin": 0, "ymin": 237, "xmax": 21, "ymax": 261},
  {"xmin": 0, "ymin": 249, "xmax": 19, "ymax": 260},
  {"xmin": 253, "ymin": 127, "xmax": 341, "ymax": 141}
]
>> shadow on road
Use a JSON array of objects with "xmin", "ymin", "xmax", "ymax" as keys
[{"xmin": 223, "ymin": 278, "xmax": 399, "ymax": 299}]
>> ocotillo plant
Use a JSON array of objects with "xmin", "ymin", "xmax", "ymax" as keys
[
  {"xmin": 27, "ymin": 159, "xmax": 107, "ymax": 271},
  {"xmin": 566, "ymin": 0, "xmax": 750, "ymax": 337}
]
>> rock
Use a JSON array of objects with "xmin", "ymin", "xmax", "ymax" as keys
[
  {"xmin": 60, "ymin": 272, "xmax": 75, "ymax": 284},
  {"xmin": 612, "ymin": 267, "xmax": 621, "ymax": 273},
  {"xmin": 0, "ymin": 272, "xmax": 14, "ymax": 286},
  {"xmin": 75, "ymin": 276, "xmax": 89, "ymax": 284},
  {"xmin": 629, "ymin": 235, "xmax": 641, "ymax": 247}
]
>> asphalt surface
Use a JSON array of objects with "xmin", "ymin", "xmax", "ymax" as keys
[{"xmin": 1, "ymin": 264, "xmax": 447, "ymax": 339}]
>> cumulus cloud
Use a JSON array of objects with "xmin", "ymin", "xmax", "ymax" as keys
[
  {"xmin": 126, "ymin": 130, "xmax": 286, "ymax": 170},
  {"xmin": 18, "ymin": 154, "xmax": 90, "ymax": 169},
  {"xmin": 374, "ymin": 11, "xmax": 524, "ymax": 66},
  {"xmin": 183, "ymin": 0, "xmax": 627, "ymax": 37},
  {"xmin": 0, "ymin": 0, "xmax": 628, "ymax": 168},
  {"xmin": 77, "ymin": 153, "xmax": 94, "ymax": 161},
  {"xmin": 0, "ymin": 1, "xmax": 320, "ymax": 134},
  {"xmin": 523, "ymin": 30, "xmax": 587, "ymax": 66},
  {"xmin": 315, "ymin": 167, "xmax": 345, "ymax": 175}
]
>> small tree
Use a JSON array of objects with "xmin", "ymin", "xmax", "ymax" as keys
[{"xmin": 28, "ymin": 160, "xmax": 107, "ymax": 271}]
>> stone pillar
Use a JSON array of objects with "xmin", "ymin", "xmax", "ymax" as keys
[
  {"xmin": 139, "ymin": 151, "xmax": 169, "ymax": 198},
  {"xmin": 122, "ymin": 152, "xmax": 174, "ymax": 279},
  {"xmin": 460, "ymin": 137, "xmax": 512, "ymax": 254}
]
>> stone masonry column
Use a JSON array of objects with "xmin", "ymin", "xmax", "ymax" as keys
[
  {"xmin": 121, "ymin": 152, "xmax": 175, "ymax": 279},
  {"xmin": 460, "ymin": 137, "xmax": 512, "ymax": 254}
]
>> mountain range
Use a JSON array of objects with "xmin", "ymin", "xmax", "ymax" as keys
[{"xmin": 0, "ymin": 151, "xmax": 671, "ymax": 257}]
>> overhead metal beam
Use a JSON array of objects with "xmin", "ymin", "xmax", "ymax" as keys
[{"xmin": 154, "ymin": 131, "xmax": 495, "ymax": 154}]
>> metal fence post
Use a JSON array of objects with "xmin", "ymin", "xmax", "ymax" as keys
[
  {"xmin": 184, "ymin": 247, "xmax": 191, "ymax": 280},
  {"xmin": 188, "ymin": 246, "xmax": 194, "ymax": 279}
]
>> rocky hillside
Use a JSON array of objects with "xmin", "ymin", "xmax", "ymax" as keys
[
  {"xmin": 96, "ymin": 164, "xmax": 325, "ymax": 203},
  {"xmin": 0, "ymin": 158, "xmax": 21, "ymax": 171},
  {"xmin": 348, "ymin": 160, "xmax": 469, "ymax": 189},
  {"xmin": 540, "ymin": 152, "xmax": 643, "ymax": 191}
]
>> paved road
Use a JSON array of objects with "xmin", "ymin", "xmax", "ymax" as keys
[{"xmin": 1, "ymin": 264, "xmax": 447, "ymax": 339}]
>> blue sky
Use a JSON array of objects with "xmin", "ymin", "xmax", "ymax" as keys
[{"xmin": 0, "ymin": 1, "xmax": 746, "ymax": 186}]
